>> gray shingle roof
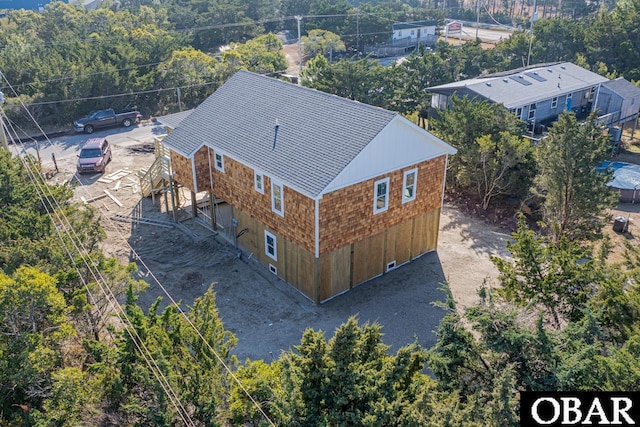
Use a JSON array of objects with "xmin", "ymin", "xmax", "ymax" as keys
[
  {"xmin": 429, "ymin": 62, "xmax": 608, "ymax": 109},
  {"xmin": 602, "ymin": 78, "xmax": 640, "ymax": 98},
  {"xmin": 162, "ymin": 70, "xmax": 399, "ymax": 197},
  {"xmin": 155, "ymin": 110, "xmax": 193, "ymax": 130}
]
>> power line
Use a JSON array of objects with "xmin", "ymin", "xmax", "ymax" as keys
[
  {"xmin": 3, "ymin": 77, "xmax": 197, "ymax": 426},
  {"xmin": 1, "ymin": 72, "xmax": 277, "ymax": 426}
]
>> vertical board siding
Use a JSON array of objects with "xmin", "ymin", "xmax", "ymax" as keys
[
  {"xmin": 384, "ymin": 220, "xmax": 413, "ymax": 266},
  {"xmin": 319, "ymin": 246, "xmax": 351, "ymax": 301},
  {"xmin": 352, "ymin": 232, "xmax": 385, "ymax": 286},
  {"xmin": 319, "ymin": 155, "xmax": 446, "ymax": 255}
]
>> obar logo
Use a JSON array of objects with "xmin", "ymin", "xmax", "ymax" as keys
[{"xmin": 521, "ymin": 392, "xmax": 640, "ymax": 426}]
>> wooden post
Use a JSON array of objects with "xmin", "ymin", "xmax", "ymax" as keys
[
  {"xmin": 169, "ymin": 177, "xmax": 177, "ymax": 222},
  {"xmin": 163, "ymin": 179, "xmax": 169, "ymax": 214},
  {"xmin": 150, "ymin": 173, "xmax": 155, "ymax": 205},
  {"xmin": 191, "ymin": 191, "xmax": 197, "ymax": 218},
  {"xmin": 209, "ymin": 191, "xmax": 217, "ymax": 231}
]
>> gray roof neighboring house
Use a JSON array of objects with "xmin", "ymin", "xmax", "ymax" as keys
[
  {"xmin": 161, "ymin": 70, "xmax": 455, "ymax": 198},
  {"xmin": 429, "ymin": 62, "xmax": 608, "ymax": 109},
  {"xmin": 156, "ymin": 110, "xmax": 193, "ymax": 130},
  {"xmin": 601, "ymin": 78, "xmax": 640, "ymax": 99}
]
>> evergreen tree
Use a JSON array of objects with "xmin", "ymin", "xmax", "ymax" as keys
[{"xmin": 532, "ymin": 111, "xmax": 617, "ymax": 242}]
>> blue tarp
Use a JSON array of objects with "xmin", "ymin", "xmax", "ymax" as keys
[{"xmin": 601, "ymin": 161, "xmax": 640, "ymax": 190}]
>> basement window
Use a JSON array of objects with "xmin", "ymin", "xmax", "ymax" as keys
[
  {"xmin": 269, "ymin": 264, "xmax": 277, "ymax": 275},
  {"xmin": 402, "ymin": 168, "xmax": 418, "ymax": 203},
  {"xmin": 265, "ymin": 230, "xmax": 277, "ymax": 261},
  {"xmin": 214, "ymin": 152, "xmax": 224, "ymax": 172},
  {"xmin": 254, "ymin": 172, "xmax": 264, "ymax": 194},
  {"xmin": 373, "ymin": 177, "xmax": 390, "ymax": 214},
  {"xmin": 386, "ymin": 260, "xmax": 397, "ymax": 271},
  {"xmin": 271, "ymin": 181, "xmax": 284, "ymax": 216}
]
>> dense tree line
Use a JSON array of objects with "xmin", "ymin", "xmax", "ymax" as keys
[{"xmin": 0, "ymin": 0, "xmax": 637, "ymax": 131}]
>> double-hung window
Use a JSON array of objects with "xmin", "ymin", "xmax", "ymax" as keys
[
  {"xmin": 551, "ymin": 97, "xmax": 558, "ymax": 109},
  {"xmin": 528, "ymin": 103, "xmax": 537, "ymax": 120},
  {"xmin": 214, "ymin": 152, "xmax": 224, "ymax": 172},
  {"xmin": 271, "ymin": 180, "xmax": 284, "ymax": 216},
  {"xmin": 264, "ymin": 230, "xmax": 277, "ymax": 261},
  {"xmin": 373, "ymin": 178, "xmax": 390, "ymax": 214},
  {"xmin": 402, "ymin": 169, "xmax": 418, "ymax": 203}
]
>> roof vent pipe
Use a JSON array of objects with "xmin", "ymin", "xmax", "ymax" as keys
[{"xmin": 272, "ymin": 119, "xmax": 280, "ymax": 150}]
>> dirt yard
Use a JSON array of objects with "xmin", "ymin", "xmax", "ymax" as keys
[{"xmin": 45, "ymin": 138, "xmax": 640, "ymax": 362}]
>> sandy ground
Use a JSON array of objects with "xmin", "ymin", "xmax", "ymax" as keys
[
  {"xmin": 44, "ymin": 140, "xmax": 510, "ymax": 362},
  {"xmin": 47, "ymin": 139, "xmax": 640, "ymax": 362}
]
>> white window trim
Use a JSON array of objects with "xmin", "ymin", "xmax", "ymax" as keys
[
  {"xmin": 214, "ymin": 152, "xmax": 224, "ymax": 172},
  {"xmin": 551, "ymin": 97, "xmax": 558, "ymax": 109},
  {"xmin": 271, "ymin": 180, "xmax": 284, "ymax": 217},
  {"xmin": 373, "ymin": 177, "xmax": 390, "ymax": 214},
  {"xmin": 528, "ymin": 103, "xmax": 536, "ymax": 120},
  {"xmin": 402, "ymin": 168, "xmax": 418, "ymax": 204},
  {"xmin": 264, "ymin": 230, "xmax": 277, "ymax": 261},
  {"xmin": 254, "ymin": 171, "xmax": 264, "ymax": 194}
]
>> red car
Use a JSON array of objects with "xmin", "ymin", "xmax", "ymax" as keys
[{"xmin": 76, "ymin": 137, "xmax": 112, "ymax": 174}]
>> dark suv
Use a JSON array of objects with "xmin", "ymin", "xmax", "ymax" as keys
[{"xmin": 76, "ymin": 137, "xmax": 112, "ymax": 174}]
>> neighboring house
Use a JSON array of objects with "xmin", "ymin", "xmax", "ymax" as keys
[
  {"xmin": 595, "ymin": 78, "xmax": 640, "ymax": 133},
  {"xmin": 429, "ymin": 62, "xmax": 609, "ymax": 131},
  {"xmin": 392, "ymin": 20, "xmax": 438, "ymax": 45},
  {"xmin": 364, "ymin": 20, "xmax": 437, "ymax": 58},
  {"xmin": 159, "ymin": 70, "xmax": 456, "ymax": 303}
]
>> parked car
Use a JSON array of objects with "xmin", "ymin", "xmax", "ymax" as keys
[
  {"xmin": 77, "ymin": 137, "xmax": 112, "ymax": 174},
  {"xmin": 73, "ymin": 108, "xmax": 141, "ymax": 134}
]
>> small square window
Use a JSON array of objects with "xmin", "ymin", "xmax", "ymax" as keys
[
  {"xmin": 271, "ymin": 181, "xmax": 284, "ymax": 216},
  {"xmin": 214, "ymin": 152, "xmax": 224, "ymax": 172},
  {"xmin": 265, "ymin": 230, "xmax": 277, "ymax": 261},
  {"xmin": 254, "ymin": 172, "xmax": 264, "ymax": 193},
  {"xmin": 402, "ymin": 168, "xmax": 418, "ymax": 203},
  {"xmin": 373, "ymin": 178, "xmax": 390, "ymax": 214}
]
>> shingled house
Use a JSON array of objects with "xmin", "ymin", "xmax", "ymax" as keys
[{"xmin": 160, "ymin": 70, "xmax": 456, "ymax": 303}]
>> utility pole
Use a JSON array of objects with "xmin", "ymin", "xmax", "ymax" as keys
[
  {"xmin": 356, "ymin": 7, "xmax": 360, "ymax": 54},
  {"xmin": 475, "ymin": 0, "xmax": 480, "ymax": 40},
  {"xmin": 296, "ymin": 16, "xmax": 302, "ymax": 76},
  {"xmin": 0, "ymin": 91, "xmax": 8, "ymax": 151},
  {"xmin": 526, "ymin": 0, "xmax": 537, "ymax": 67}
]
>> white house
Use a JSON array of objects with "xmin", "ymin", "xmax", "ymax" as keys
[{"xmin": 392, "ymin": 20, "xmax": 437, "ymax": 44}]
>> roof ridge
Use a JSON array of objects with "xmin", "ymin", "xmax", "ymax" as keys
[{"xmin": 236, "ymin": 70, "xmax": 397, "ymax": 119}]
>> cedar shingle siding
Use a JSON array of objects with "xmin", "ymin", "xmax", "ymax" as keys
[{"xmin": 319, "ymin": 156, "xmax": 446, "ymax": 254}]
